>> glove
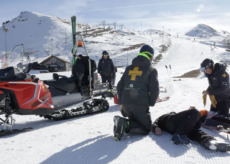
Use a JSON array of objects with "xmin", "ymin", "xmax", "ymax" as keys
[
  {"xmin": 209, "ymin": 95, "xmax": 217, "ymax": 108},
  {"xmin": 203, "ymin": 94, "xmax": 207, "ymax": 106}
]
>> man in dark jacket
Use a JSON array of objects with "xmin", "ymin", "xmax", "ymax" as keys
[
  {"xmin": 200, "ymin": 59, "xmax": 230, "ymax": 117},
  {"xmin": 72, "ymin": 55, "xmax": 85, "ymax": 86},
  {"xmin": 152, "ymin": 107, "xmax": 230, "ymax": 152},
  {"xmin": 113, "ymin": 45, "xmax": 159, "ymax": 141},
  {"xmin": 98, "ymin": 51, "xmax": 115, "ymax": 89}
]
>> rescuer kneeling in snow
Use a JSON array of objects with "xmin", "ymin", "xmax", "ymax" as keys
[{"xmin": 114, "ymin": 45, "xmax": 159, "ymax": 141}]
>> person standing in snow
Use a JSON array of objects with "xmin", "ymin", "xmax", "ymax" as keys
[
  {"xmin": 152, "ymin": 107, "xmax": 230, "ymax": 152},
  {"xmin": 113, "ymin": 45, "xmax": 159, "ymax": 141},
  {"xmin": 98, "ymin": 51, "xmax": 115, "ymax": 89},
  {"xmin": 200, "ymin": 58, "xmax": 230, "ymax": 117}
]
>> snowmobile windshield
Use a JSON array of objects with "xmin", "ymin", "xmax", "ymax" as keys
[{"xmin": 2, "ymin": 44, "xmax": 30, "ymax": 70}]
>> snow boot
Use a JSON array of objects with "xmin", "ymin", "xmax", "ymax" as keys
[
  {"xmin": 113, "ymin": 116, "xmax": 129, "ymax": 141},
  {"xmin": 205, "ymin": 139, "xmax": 230, "ymax": 152},
  {"xmin": 171, "ymin": 133, "xmax": 192, "ymax": 147}
]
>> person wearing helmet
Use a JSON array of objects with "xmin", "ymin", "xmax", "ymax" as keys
[
  {"xmin": 200, "ymin": 58, "xmax": 230, "ymax": 117},
  {"xmin": 113, "ymin": 45, "xmax": 159, "ymax": 141},
  {"xmin": 152, "ymin": 107, "xmax": 230, "ymax": 152},
  {"xmin": 98, "ymin": 51, "xmax": 115, "ymax": 89}
]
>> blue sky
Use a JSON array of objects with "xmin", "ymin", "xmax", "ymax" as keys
[{"xmin": 0, "ymin": 0, "xmax": 229, "ymax": 33}]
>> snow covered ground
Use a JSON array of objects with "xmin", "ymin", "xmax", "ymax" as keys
[
  {"xmin": 1, "ymin": 34, "xmax": 230, "ymax": 164},
  {"xmin": 1, "ymin": 11, "xmax": 230, "ymax": 164}
]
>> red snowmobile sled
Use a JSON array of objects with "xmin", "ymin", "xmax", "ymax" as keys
[{"xmin": 0, "ymin": 44, "xmax": 111, "ymax": 136}]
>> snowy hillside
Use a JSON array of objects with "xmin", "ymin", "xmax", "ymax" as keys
[
  {"xmin": 0, "ymin": 11, "xmax": 166, "ymax": 67},
  {"xmin": 186, "ymin": 24, "xmax": 229, "ymax": 38},
  {"xmin": 185, "ymin": 24, "xmax": 230, "ymax": 48},
  {"xmin": 0, "ymin": 11, "xmax": 72, "ymax": 61}
]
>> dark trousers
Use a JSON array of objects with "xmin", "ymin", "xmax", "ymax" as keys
[
  {"xmin": 164, "ymin": 109, "xmax": 215, "ymax": 150},
  {"xmin": 210, "ymin": 99, "xmax": 229, "ymax": 117},
  {"xmin": 122, "ymin": 104, "xmax": 152, "ymax": 135},
  {"xmin": 102, "ymin": 75, "xmax": 112, "ymax": 89}
]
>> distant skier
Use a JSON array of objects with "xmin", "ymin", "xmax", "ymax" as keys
[
  {"xmin": 200, "ymin": 59, "xmax": 230, "ymax": 117},
  {"xmin": 169, "ymin": 65, "xmax": 171, "ymax": 76},
  {"xmin": 114, "ymin": 45, "xmax": 159, "ymax": 140},
  {"xmin": 98, "ymin": 51, "xmax": 115, "ymax": 89},
  {"xmin": 152, "ymin": 107, "xmax": 230, "ymax": 152},
  {"xmin": 165, "ymin": 65, "xmax": 169, "ymax": 76}
]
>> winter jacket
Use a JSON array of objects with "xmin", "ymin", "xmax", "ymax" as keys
[
  {"xmin": 72, "ymin": 59, "xmax": 85, "ymax": 76},
  {"xmin": 117, "ymin": 56, "xmax": 159, "ymax": 107},
  {"xmin": 207, "ymin": 63, "xmax": 230, "ymax": 102},
  {"xmin": 152, "ymin": 111, "xmax": 201, "ymax": 134},
  {"xmin": 98, "ymin": 57, "xmax": 115, "ymax": 77}
]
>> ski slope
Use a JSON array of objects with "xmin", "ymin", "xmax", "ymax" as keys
[{"xmin": 1, "ymin": 34, "xmax": 230, "ymax": 164}]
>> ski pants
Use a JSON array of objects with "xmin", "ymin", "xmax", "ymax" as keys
[
  {"xmin": 210, "ymin": 99, "xmax": 229, "ymax": 117},
  {"xmin": 102, "ymin": 75, "xmax": 112, "ymax": 89},
  {"xmin": 122, "ymin": 104, "xmax": 152, "ymax": 135},
  {"xmin": 164, "ymin": 109, "xmax": 215, "ymax": 150}
]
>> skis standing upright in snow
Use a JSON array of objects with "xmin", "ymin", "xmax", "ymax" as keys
[{"xmin": 71, "ymin": 16, "xmax": 77, "ymax": 65}]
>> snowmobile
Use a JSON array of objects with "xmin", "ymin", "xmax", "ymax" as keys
[{"xmin": 0, "ymin": 42, "xmax": 111, "ymax": 136}]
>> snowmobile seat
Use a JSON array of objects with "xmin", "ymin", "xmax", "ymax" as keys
[
  {"xmin": 44, "ymin": 76, "xmax": 79, "ymax": 93},
  {"xmin": 0, "ymin": 67, "xmax": 32, "ymax": 81},
  {"xmin": 53, "ymin": 73, "xmax": 68, "ymax": 80}
]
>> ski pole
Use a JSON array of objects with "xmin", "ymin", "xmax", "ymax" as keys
[
  {"xmin": 169, "ymin": 65, "xmax": 171, "ymax": 77},
  {"xmin": 165, "ymin": 65, "xmax": 169, "ymax": 77}
]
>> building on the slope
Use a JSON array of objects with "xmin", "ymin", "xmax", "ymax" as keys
[{"xmin": 39, "ymin": 55, "xmax": 71, "ymax": 72}]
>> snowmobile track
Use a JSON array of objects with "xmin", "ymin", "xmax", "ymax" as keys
[{"xmin": 42, "ymin": 99, "xmax": 109, "ymax": 121}]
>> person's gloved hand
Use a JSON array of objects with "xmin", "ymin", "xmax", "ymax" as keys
[
  {"xmin": 203, "ymin": 94, "xmax": 207, "ymax": 106},
  {"xmin": 209, "ymin": 95, "xmax": 217, "ymax": 108},
  {"xmin": 202, "ymin": 90, "xmax": 209, "ymax": 95}
]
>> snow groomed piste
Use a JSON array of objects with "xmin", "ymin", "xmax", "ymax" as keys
[{"xmin": 1, "ymin": 13, "xmax": 230, "ymax": 164}]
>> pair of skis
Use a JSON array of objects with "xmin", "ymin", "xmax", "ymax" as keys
[
  {"xmin": 201, "ymin": 118, "xmax": 230, "ymax": 139},
  {"xmin": 156, "ymin": 96, "xmax": 170, "ymax": 103},
  {"xmin": 202, "ymin": 123, "xmax": 230, "ymax": 134},
  {"xmin": 71, "ymin": 16, "xmax": 77, "ymax": 65},
  {"xmin": 0, "ymin": 127, "xmax": 32, "ymax": 137}
]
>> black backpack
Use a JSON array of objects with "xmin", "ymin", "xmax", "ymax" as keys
[{"xmin": 90, "ymin": 59, "xmax": 96, "ymax": 73}]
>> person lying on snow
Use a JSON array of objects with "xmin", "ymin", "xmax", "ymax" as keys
[{"xmin": 151, "ymin": 107, "xmax": 230, "ymax": 152}]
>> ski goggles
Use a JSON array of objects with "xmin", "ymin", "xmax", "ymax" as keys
[
  {"xmin": 200, "ymin": 67, "xmax": 206, "ymax": 72},
  {"xmin": 103, "ymin": 54, "xmax": 108, "ymax": 56},
  {"xmin": 200, "ymin": 62, "xmax": 213, "ymax": 72}
]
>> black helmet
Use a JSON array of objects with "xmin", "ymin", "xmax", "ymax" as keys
[
  {"xmin": 200, "ymin": 59, "xmax": 214, "ymax": 70},
  {"xmin": 102, "ymin": 51, "xmax": 109, "ymax": 56}
]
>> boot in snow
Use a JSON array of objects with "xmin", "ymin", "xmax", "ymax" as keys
[
  {"xmin": 205, "ymin": 139, "xmax": 230, "ymax": 152},
  {"xmin": 113, "ymin": 116, "xmax": 129, "ymax": 141}
]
